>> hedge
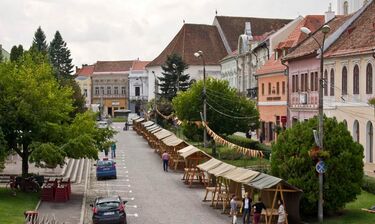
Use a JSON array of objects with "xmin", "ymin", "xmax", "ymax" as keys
[
  {"xmin": 224, "ymin": 135, "xmax": 272, "ymax": 159},
  {"xmin": 362, "ymin": 175, "xmax": 375, "ymax": 194}
]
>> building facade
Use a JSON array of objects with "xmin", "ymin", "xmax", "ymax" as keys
[
  {"xmin": 323, "ymin": 0, "xmax": 375, "ymax": 164},
  {"xmin": 337, "ymin": 0, "xmax": 370, "ymax": 15},
  {"xmin": 91, "ymin": 61, "xmax": 132, "ymax": 117},
  {"xmin": 129, "ymin": 60, "xmax": 150, "ymax": 114},
  {"xmin": 75, "ymin": 64, "xmax": 94, "ymax": 108}
]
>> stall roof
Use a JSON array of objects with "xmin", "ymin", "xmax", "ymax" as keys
[
  {"xmin": 151, "ymin": 127, "xmax": 162, "ymax": 134},
  {"xmin": 178, "ymin": 146, "xmax": 211, "ymax": 159},
  {"xmin": 162, "ymin": 135, "xmax": 185, "ymax": 147},
  {"xmin": 207, "ymin": 163, "xmax": 236, "ymax": 176},
  {"xmin": 178, "ymin": 145, "xmax": 196, "ymax": 154},
  {"xmin": 245, "ymin": 173, "xmax": 301, "ymax": 191},
  {"xmin": 146, "ymin": 124, "xmax": 159, "ymax": 131},
  {"xmin": 131, "ymin": 116, "xmax": 140, "ymax": 120},
  {"xmin": 197, "ymin": 158, "xmax": 223, "ymax": 171},
  {"xmin": 134, "ymin": 118, "xmax": 145, "ymax": 123},
  {"xmin": 142, "ymin": 121, "xmax": 154, "ymax": 127},
  {"xmin": 154, "ymin": 130, "xmax": 173, "ymax": 140},
  {"xmin": 221, "ymin": 168, "xmax": 260, "ymax": 184}
]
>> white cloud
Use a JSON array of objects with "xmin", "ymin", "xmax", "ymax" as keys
[{"xmin": 0, "ymin": 0, "xmax": 336, "ymax": 67}]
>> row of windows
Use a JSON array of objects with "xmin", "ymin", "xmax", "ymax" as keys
[
  {"xmin": 291, "ymin": 72, "xmax": 318, "ymax": 93},
  {"xmin": 261, "ymin": 81, "xmax": 286, "ymax": 96},
  {"xmin": 94, "ymin": 86, "xmax": 126, "ymax": 95}
]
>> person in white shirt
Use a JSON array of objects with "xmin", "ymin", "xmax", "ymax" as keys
[
  {"xmin": 241, "ymin": 192, "xmax": 252, "ymax": 224},
  {"xmin": 277, "ymin": 199, "xmax": 286, "ymax": 224}
]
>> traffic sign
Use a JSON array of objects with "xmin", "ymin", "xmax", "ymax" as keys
[{"xmin": 316, "ymin": 161, "xmax": 326, "ymax": 174}]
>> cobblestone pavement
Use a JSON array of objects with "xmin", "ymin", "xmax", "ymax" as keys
[{"xmin": 84, "ymin": 123, "xmax": 230, "ymax": 224}]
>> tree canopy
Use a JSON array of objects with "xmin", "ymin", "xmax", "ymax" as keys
[
  {"xmin": 159, "ymin": 54, "xmax": 190, "ymax": 101},
  {"xmin": 271, "ymin": 117, "xmax": 363, "ymax": 215},
  {"xmin": 31, "ymin": 26, "xmax": 48, "ymax": 54},
  {"xmin": 172, "ymin": 78, "xmax": 259, "ymax": 135},
  {"xmin": 49, "ymin": 31, "xmax": 74, "ymax": 80},
  {"xmin": 0, "ymin": 52, "xmax": 114, "ymax": 175},
  {"xmin": 10, "ymin": 45, "xmax": 24, "ymax": 62}
]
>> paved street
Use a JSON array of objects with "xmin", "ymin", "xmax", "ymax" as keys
[{"xmin": 84, "ymin": 123, "xmax": 230, "ymax": 224}]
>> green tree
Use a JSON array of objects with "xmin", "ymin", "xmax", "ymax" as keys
[
  {"xmin": 31, "ymin": 26, "xmax": 48, "ymax": 54},
  {"xmin": 48, "ymin": 31, "xmax": 74, "ymax": 80},
  {"xmin": 271, "ymin": 117, "xmax": 363, "ymax": 215},
  {"xmin": 0, "ymin": 128, "xmax": 7, "ymax": 171},
  {"xmin": 159, "ymin": 54, "xmax": 190, "ymax": 101},
  {"xmin": 0, "ymin": 52, "xmax": 113, "ymax": 175},
  {"xmin": 10, "ymin": 45, "xmax": 24, "ymax": 62},
  {"xmin": 60, "ymin": 78, "xmax": 86, "ymax": 116},
  {"xmin": 173, "ymin": 78, "xmax": 259, "ymax": 136},
  {"xmin": 0, "ymin": 48, "xmax": 3, "ymax": 63}
]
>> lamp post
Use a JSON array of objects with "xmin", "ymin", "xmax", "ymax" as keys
[
  {"xmin": 152, "ymin": 71, "xmax": 158, "ymax": 123},
  {"xmin": 194, "ymin": 50, "xmax": 207, "ymax": 148},
  {"xmin": 301, "ymin": 24, "xmax": 331, "ymax": 223}
]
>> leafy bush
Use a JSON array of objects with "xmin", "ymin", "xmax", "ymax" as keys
[
  {"xmin": 181, "ymin": 122, "xmax": 203, "ymax": 142},
  {"xmin": 271, "ymin": 117, "xmax": 363, "ymax": 215},
  {"xmin": 362, "ymin": 175, "xmax": 375, "ymax": 194},
  {"xmin": 225, "ymin": 135, "xmax": 271, "ymax": 159}
]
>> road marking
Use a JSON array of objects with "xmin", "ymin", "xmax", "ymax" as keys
[
  {"xmin": 123, "ymin": 197, "xmax": 135, "ymax": 201},
  {"xmin": 91, "ymin": 189, "xmax": 133, "ymax": 193},
  {"xmin": 123, "ymin": 166, "xmax": 127, "ymax": 168},
  {"xmin": 127, "ymin": 213, "xmax": 139, "ymax": 217},
  {"xmin": 92, "ymin": 184, "xmax": 131, "ymax": 187},
  {"xmin": 126, "ymin": 205, "xmax": 138, "ymax": 208}
]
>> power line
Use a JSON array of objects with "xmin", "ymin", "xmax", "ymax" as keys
[
  {"xmin": 206, "ymin": 101, "xmax": 258, "ymax": 119},
  {"xmin": 206, "ymin": 95, "xmax": 250, "ymax": 117}
]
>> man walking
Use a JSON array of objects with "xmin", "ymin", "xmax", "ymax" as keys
[
  {"xmin": 161, "ymin": 150, "xmax": 170, "ymax": 172},
  {"xmin": 111, "ymin": 142, "xmax": 116, "ymax": 159},
  {"xmin": 241, "ymin": 192, "xmax": 252, "ymax": 224}
]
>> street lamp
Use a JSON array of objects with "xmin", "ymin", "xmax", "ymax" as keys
[
  {"xmin": 152, "ymin": 71, "xmax": 158, "ymax": 123},
  {"xmin": 172, "ymin": 63, "xmax": 179, "ymax": 92},
  {"xmin": 194, "ymin": 50, "xmax": 207, "ymax": 148},
  {"xmin": 301, "ymin": 24, "xmax": 331, "ymax": 223}
]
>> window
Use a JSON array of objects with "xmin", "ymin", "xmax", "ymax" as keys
[
  {"xmin": 276, "ymin": 82, "xmax": 280, "ymax": 94},
  {"xmin": 330, "ymin": 69, "xmax": 335, "ymax": 96},
  {"xmin": 100, "ymin": 86, "xmax": 104, "ymax": 95},
  {"xmin": 135, "ymin": 86, "xmax": 140, "ymax": 96},
  {"xmin": 344, "ymin": 1, "xmax": 349, "ymax": 15},
  {"xmin": 324, "ymin": 70, "xmax": 328, "ymax": 96},
  {"xmin": 342, "ymin": 66, "xmax": 348, "ymax": 95},
  {"xmin": 121, "ymin": 86, "xmax": 126, "ymax": 95},
  {"xmin": 366, "ymin": 63, "xmax": 373, "ymax": 94},
  {"xmin": 107, "ymin": 86, "xmax": 111, "ymax": 95},
  {"xmin": 301, "ymin": 74, "xmax": 305, "ymax": 92},
  {"xmin": 114, "ymin": 86, "xmax": 119, "ymax": 95},
  {"xmin": 310, "ymin": 72, "xmax": 315, "ymax": 91},
  {"xmin": 282, "ymin": 81, "xmax": 286, "ymax": 94},
  {"xmin": 296, "ymin": 75, "xmax": 299, "ymax": 92},
  {"xmin": 268, "ymin": 83, "xmax": 271, "ymax": 95},
  {"xmin": 95, "ymin": 87, "xmax": 99, "ymax": 95},
  {"xmin": 262, "ymin": 83, "xmax": 265, "ymax": 95},
  {"xmin": 315, "ymin": 72, "xmax": 319, "ymax": 91},
  {"xmin": 353, "ymin": 65, "xmax": 359, "ymax": 94},
  {"xmin": 292, "ymin": 76, "xmax": 295, "ymax": 92}
]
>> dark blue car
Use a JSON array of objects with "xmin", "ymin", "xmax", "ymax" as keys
[
  {"xmin": 95, "ymin": 158, "xmax": 117, "ymax": 180},
  {"xmin": 91, "ymin": 196, "xmax": 127, "ymax": 224}
]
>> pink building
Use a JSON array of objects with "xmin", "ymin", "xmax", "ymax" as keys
[{"xmin": 283, "ymin": 15, "xmax": 352, "ymax": 125}]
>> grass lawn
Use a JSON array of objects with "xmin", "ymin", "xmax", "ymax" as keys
[
  {"xmin": 308, "ymin": 191, "xmax": 375, "ymax": 224},
  {"xmin": 0, "ymin": 188, "xmax": 39, "ymax": 224}
]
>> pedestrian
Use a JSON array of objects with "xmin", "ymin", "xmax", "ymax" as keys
[
  {"xmin": 253, "ymin": 196, "xmax": 266, "ymax": 224},
  {"xmin": 104, "ymin": 148, "xmax": 109, "ymax": 157},
  {"xmin": 230, "ymin": 194, "xmax": 238, "ymax": 224},
  {"xmin": 161, "ymin": 150, "xmax": 170, "ymax": 172},
  {"xmin": 111, "ymin": 142, "xmax": 116, "ymax": 159},
  {"xmin": 241, "ymin": 192, "xmax": 252, "ymax": 224},
  {"xmin": 277, "ymin": 199, "xmax": 286, "ymax": 224}
]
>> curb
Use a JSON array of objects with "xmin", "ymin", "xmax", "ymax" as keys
[{"xmin": 79, "ymin": 159, "xmax": 91, "ymax": 224}]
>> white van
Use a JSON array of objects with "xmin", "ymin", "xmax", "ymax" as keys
[{"xmin": 127, "ymin": 113, "xmax": 139, "ymax": 125}]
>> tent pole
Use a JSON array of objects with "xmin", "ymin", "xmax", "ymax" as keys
[{"xmin": 279, "ymin": 186, "xmax": 288, "ymax": 224}]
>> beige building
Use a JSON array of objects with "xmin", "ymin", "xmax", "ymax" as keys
[
  {"xmin": 75, "ymin": 64, "xmax": 94, "ymax": 108},
  {"xmin": 91, "ymin": 61, "xmax": 132, "ymax": 117},
  {"xmin": 323, "ymin": 1, "xmax": 375, "ymax": 164}
]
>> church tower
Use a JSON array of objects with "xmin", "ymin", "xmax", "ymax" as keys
[{"xmin": 337, "ymin": 0, "xmax": 370, "ymax": 15}]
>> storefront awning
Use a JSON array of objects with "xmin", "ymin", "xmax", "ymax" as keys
[{"xmin": 197, "ymin": 158, "xmax": 223, "ymax": 172}]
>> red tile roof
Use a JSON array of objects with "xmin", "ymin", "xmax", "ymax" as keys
[
  {"xmin": 94, "ymin": 61, "xmax": 134, "ymax": 73},
  {"xmin": 132, "ymin": 60, "xmax": 150, "ymax": 71},
  {"xmin": 256, "ymin": 55, "xmax": 285, "ymax": 76},
  {"xmin": 215, "ymin": 16, "xmax": 292, "ymax": 51},
  {"xmin": 147, "ymin": 24, "xmax": 228, "ymax": 67},
  {"xmin": 325, "ymin": 1, "xmax": 375, "ymax": 58},
  {"xmin": 283, "ymin": 15, "xmax": 352, "ymax": 61},
  {"xmin": 277, "ymin": 15, "xmax": 325, "ymax": 49},
  {"xmin": 76, "ymin": 65, "xmax": 94, "ymax": 77}
]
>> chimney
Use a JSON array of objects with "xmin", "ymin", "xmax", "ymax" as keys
[{"xmin": 325, "ymin": 3, "xmax": 335, "ymax": 22}]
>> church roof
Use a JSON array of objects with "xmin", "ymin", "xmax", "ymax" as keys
[
  {"xmin": 147, "ymin": 23, "xmax": 228, "ymax": 67},
  {"xmin": 94, "ymin": 61, "xmax": 134, "ymax": 73},
  {"xmin": 76, "ymin": 65, "xmax": 95, "ymax": 77}
]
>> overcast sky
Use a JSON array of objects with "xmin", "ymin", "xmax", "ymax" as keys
[{"xmin": 0, "ymin": 0, "xmax": 336, "ymax": 67}]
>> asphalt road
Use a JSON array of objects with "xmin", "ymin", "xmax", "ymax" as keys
[{"xmin": 84, "ymin": 122, "xmax": 230, "ymax": 224}]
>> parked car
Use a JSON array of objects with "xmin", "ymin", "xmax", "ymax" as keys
[
  {"xmin": 97, "ymin": 121, "xmax": 108, "ymax": 129},
  {"xmin": 127, "ymin": 113, "xmax": 139, "ymax": 125},
  {"xmin": 91, "ymin": 196, "xmax": 127, "ymax": 224},
  {"xmin": 95, "ymin": 158, "xmax": 117, "ymax": 180}
]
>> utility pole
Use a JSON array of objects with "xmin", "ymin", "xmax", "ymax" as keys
[
  {"xmin": 152, "ymin": 71, "xmax": 157, "ymax": 123},
  {"xmin": 194, "ymin": 50, "xmax": 207, "ymax": 148}
]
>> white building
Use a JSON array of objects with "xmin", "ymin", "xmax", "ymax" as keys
[
  {"xmin": 129, "ymin": 60, "xmax": 150, "ymax": 114},
  {"xmin": 337, "ymin": 0, "xmax": 370, "ymax": 15}
]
